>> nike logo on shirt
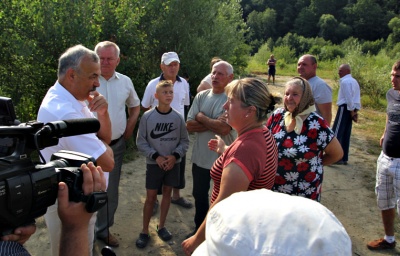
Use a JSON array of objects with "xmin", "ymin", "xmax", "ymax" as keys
[{"xmin": 150, "ymin": 122, "xmax": 177, "ymax": 139}]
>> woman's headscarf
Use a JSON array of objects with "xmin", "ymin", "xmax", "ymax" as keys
[{"xmin": 284, "ymin": 77, "xmax": 316, "ymax": 134}]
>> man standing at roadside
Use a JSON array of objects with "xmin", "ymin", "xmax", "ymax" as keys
[
  {"xmin": 94, "ymin": 41, "xmax": 141, "ymax": 247},
  {"xmin": 186, "ymin": 61, "xmax": 236, "ymax": 236},
  {"xmin": 332, "ymin": 64, "xmax": 361, "ymax": 165},
  {"xmin": 141, "ymin": 52, "xmax": 192, "ymax": 210},
  {"xmin": 38, "ymin": 44, "xmax": 115, "ymax": 256},
  {"xmin": 297, "ymin": 54, "xmax": 332, "ymax": 125},
  {"xmin": 367, "ymin": 60, "xmax": 400, "ymax": 251}
]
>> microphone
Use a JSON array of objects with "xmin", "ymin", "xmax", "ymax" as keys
[{"xmin": 40, "ymin": 118, "xmax": 100, "ymax": 138}]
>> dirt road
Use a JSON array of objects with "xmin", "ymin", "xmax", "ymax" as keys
[{"xmin": 25, "ymin": 75, "xmax": 398, "ymax": 256}]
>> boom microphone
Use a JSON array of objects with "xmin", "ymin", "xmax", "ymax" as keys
[{"xmin": 40, "ymin": 118, "xmax": 100, "ymax": 138}]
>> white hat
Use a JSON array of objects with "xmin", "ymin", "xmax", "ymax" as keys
[
  {"xmin": 161, "ymin": 52, "xmax": 180, "ymax": 65},
  {"xmin": 193, "ymin": 189, "xmax": 352, "ymax": 256}
]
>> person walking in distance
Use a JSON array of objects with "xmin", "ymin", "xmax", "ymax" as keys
[
  {"xmin": 297, "ymin": 54, "xmax": 332, "ymax": 125},
  {"xmin": 94, "ymin": 41, "xmax": 141, "ymax": 247},
  {"xmin": 367, "ymin": 60, "xmax": 400, "ymax": 251},
  {"xmin": 267, "ymin": 54, "xmax": 276, "ymax": 85},
  {"xmin": 332, "ymin": 64, "xmax": 361, "ymax": 165}
]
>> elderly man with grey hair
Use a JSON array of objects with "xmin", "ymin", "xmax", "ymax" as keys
[
  {"xmin": 38, "ymin": 44, "xmax": 114, "ymax": 256},
  {"xmin": 185, "ymin": 61, "xmax": 237, "ymax": 238}
]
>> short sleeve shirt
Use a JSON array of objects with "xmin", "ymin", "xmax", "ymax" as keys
[
  {"xmin": 141, "ymin": 74, "xmax": 190, "ymax": 118},
  {"xmin": 96, "ymin": 72, "xmax": 140, "ymax": 139},
  {"xmin": 308, "ymin": 76, "xmax": 332, "ymax": 115}
]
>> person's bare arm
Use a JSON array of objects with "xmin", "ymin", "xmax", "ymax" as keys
[
  {"xmin": 186, "ymin": 119, "xmax": 209, "ymax": 133},
  {"xmin": 124, "ymin": 105, "xmax": 140, "ymax": 140},
  {"xmin": 196, "ymin": 81, "xmax": 212, "ymax": 93},
  {"xmin": 59, "ymin": 162, "xmax": 106, "ymax": 256},
  {"xmin": 181, "ymin": 162, "xmax": 249, "ymax": 255},
  {"xmin": 322, "ymin": 137, "xmax": 343, "ymax": 165},
  {"xmin": 380, "ymin": 115, "xmax": 388, "ymax": 147},
  {"xmin": 87, "ymin": 91, "xmax": 112, "ymax": 144},
  {"xmin": 317, "ymin": 102, "xmax": 332, "ymax": 126},
  {"xmin": 96, "ymin": 143, "xmax": 114, "ymax": 172},
  {"xmin": 195, "ymin": 112, "xmax": 232, "ymax": 136}
]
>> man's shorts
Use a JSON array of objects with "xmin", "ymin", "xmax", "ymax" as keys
[
  {"xmin": 146, "ymin": 163, "xmax": 180, "ymax": 190},
  {"xmin": 376, "ymin": 151, "xmax": 400, "ymax": 211}
]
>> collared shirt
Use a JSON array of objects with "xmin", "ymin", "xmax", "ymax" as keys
[
  {"xmin": 336, "ymin": 74, "xmax": 361, "ymax": 111},
  {"xmin": 37, "ymin": 81, "xmax": 107, "ymax": 182},
  {"xmin": 96, "ymin": 72, "xmax": 140, "ymax": 140},
  {"xmin": 141, "ymin": 74, "xmax": 190, "ymax": 118}
]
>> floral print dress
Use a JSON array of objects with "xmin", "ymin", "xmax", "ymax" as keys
[{"xmin": 266, "ymin": 108, "xmax": 335, "ymax": 201}]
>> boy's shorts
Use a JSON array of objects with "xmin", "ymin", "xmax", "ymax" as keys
[
  {"xmin": 146, "ymin": 163, "xmax": 180, "ymax": 190},
  {"xmin": 376, "ymin": 151, "xmax": 400, "ymax": 211}
]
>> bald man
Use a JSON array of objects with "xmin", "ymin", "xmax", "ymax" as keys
[{"xmin": 332, "ymin": 64, "xmax": 361, "ymax": 165}]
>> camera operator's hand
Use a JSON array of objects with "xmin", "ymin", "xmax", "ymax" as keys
[
  {"xmin": 58, "ymin": 162, "xmax": 106, "ymax": 256},
  {"xmin": 0, "ymin": 224, "xmax": 36, "ymax": 245}
]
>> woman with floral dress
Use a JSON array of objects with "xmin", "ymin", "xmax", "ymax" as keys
[{"xmin": 267, "ymin": 77, "xmax": 343, "ymax": 201}]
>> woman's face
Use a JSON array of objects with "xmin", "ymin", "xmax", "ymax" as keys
[
  {"xmin": 284, "ymin": 83, "xmax": 303, "ymax": 113},
  {"xmin": 223, "ymin": 95, "xmax": 248, "ymax": 128}
]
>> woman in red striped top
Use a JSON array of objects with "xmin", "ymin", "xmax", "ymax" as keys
[{"xmin": 182, "ymin": 78, "xmax": 279, "ymax": 255}]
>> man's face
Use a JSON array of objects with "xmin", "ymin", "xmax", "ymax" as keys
[
  {"xmin": 338, "ymin": 67, "xmax": 346, "ymax": 78},
  {"xmin": 211, "ymin": 64, "xmax": 232, "ymax": 89},
  {"xmin": 97, "ymin": 46, "xmax": 120, "ymax": 79},
  {"xmin": 72, "ymin": 56, "xmax": 101, "ymax": 101},
  {"xmin": 161, "ymin": 61, "xmax": 180, "ymax": 80},
  {"xmin": 391, "ymin": 69, "xmax": 400, "ymax": 91},
  {"xmin": 297, "ymin": 56, "xmax": 316, "ymax": 80}
]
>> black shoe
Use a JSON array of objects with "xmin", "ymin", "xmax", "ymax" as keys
[
  {"xmin": 171, "ymin": 197, "xmax": 193, "ymax": 209},
  {"xmin": 135, "ymin": 233, "xmax": 150, "ymax": 248},
  {"xmin": 152, "ymin": 200, "xmax": 159, "ymax": 216},
  {"xmin": 157, "ymin": 226, "xmax": 172, "ymax": 241}
]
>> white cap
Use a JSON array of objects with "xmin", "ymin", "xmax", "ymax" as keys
[
  {"xmin": 193, "ymin": 189, "xmax": 352, "ymax": 256},
  {"xmin": 161, "ymin": 52, "xmax": 180, "ymax": 65}
]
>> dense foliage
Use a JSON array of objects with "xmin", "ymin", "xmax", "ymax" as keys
[
  {"xmin": 0, "ymin": 0, "xmax": 248, "ymax": 121},
  {"xmin": 242, "ymin": 0, "xmax": 400, "ymax": 53},
  {"xmin": 1, "ymin": 0, "xmax": 400, "ymax": 121}
]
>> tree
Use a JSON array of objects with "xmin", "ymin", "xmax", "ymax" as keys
[{"xmin": 246, "ymin": 8, "xmax": 276, "ymax": 53}]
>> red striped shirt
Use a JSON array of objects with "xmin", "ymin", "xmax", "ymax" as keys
[{"xmin": 210, "ymin": 126, "xmax": 278, "ymax": 204}]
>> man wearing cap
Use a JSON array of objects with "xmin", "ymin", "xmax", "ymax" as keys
[{"xmin": 141, "ymin": 52, "xmax": 192, "ymax": 211}]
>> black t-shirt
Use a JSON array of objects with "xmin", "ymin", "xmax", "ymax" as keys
[{"xmin": 383, "ymin": 89, "xmax": 400, "ymax": 158}]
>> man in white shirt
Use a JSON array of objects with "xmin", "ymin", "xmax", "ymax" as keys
[
  {"xmin": 332, "ymin": 64, "xmax": 361, "ymax": 165},
  {"xmin": 142, "ymin": 52, "xmax": 192, "ymax": 211},
  {"xmin": 94, "ymin": 41, "xmax": 141, "ymax": 247},
  {"xmin": 37, "ymin": 45, "xmax": 114, "ymax": 256},
  {"xmin": 297, "ymin": 54, "xmax": 333, "ymax": 125}
]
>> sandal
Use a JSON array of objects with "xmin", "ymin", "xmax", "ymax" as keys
[
  {"xmin": 157, "ymin": 226, "xmax": 172, "ymax": 241},
  {"xmin": 135, "ymin": 233, "xmax": 150, "ymax": 248},
  {"xmin": 171, "ymin": 197, "xmax": 193, "ymax": 209}
]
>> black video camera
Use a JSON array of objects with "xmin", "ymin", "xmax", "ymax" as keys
[{"xmin": 0, "ymin": 96, "xmax": 107, "ymax": 235}]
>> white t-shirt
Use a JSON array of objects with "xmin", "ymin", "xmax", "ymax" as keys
[{"xmin": 141, "ymin": 74, "xmax": 190, "ymax": 118}]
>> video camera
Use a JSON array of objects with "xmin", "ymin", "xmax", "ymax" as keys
[{"xmin": 0, "ymin": 96, "xmax": 107, "ymax": 235}]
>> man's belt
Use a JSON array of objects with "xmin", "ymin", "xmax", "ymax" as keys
[{"xmin": 109, "ymin": 135, "xmax": 123, "ymax": 146}]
